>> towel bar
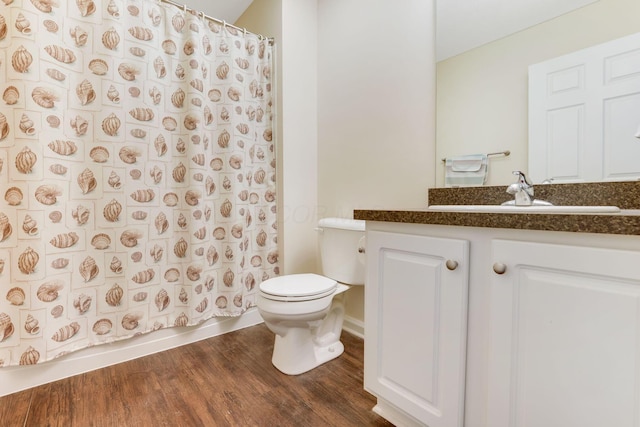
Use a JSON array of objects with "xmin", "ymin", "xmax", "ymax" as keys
[{"xmin": 441, "ymin": 150, "xmax": 510, "ymax": 163}]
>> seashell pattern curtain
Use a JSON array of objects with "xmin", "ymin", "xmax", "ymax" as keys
[{"xmin": 0, "ymin": 0, "xmax": 278, "ymax": 367}]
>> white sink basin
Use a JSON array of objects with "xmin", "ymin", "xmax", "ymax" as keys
[{"xmin": 427, "ymin": 205, "xmax": 621, "ymax": 214}]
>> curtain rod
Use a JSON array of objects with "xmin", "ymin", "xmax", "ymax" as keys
[{"xmin": 159, "ymin": 0, "xmax": 274, "ymax": 45}]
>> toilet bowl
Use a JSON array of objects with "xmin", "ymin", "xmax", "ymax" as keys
[
  {"xmin": 256, "ymin": 218, "xmax": 365, "ymax": 375},
  {"xmin": 258, "ymin": 273, "xmax": 350, "ymax": 375}
]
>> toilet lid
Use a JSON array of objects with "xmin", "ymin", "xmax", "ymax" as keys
[{"xmin": 260, "ymin": 273, "xmax": 337, "ymax": 300}]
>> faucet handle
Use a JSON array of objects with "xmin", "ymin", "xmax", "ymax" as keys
[{"xmin": 512, "ymin": 170, "xmax": 532, "ymax": 186}]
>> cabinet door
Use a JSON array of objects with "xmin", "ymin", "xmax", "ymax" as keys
[
  {"xmin": 365, "ymin": 231, "xmax": 469, "ymax": 427},
  {"xmin": 489, "ymin": 240, "xmax": 640, "ymax": 427}
]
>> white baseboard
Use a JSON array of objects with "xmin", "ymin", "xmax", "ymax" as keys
[
  {"xmin": 342, "ymin": 314, "xmax": 364, "ymax": 339},
  {"xmin": 0, "ymin": 309, "xmax": 264, "ymax": 397}
]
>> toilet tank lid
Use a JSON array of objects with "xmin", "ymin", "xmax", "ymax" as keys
[{"xmin": 318, "ymin": 217, "xmax": 365, "ymax": 231}]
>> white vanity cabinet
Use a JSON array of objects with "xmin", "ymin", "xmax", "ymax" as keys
[
  {"xmin": 362, "ymin": 219, "xmax": 640, "ymax": 427},
  {"xmin": 364, "ymin": 230, "xmax": 470, "ymax": 427},
  {"xmin": 487, "ymin": 239, "xmax": 640, "ymax": 427}
]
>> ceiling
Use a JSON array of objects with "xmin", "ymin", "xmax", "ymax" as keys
[
  {"xmin": 436, "ymin": 0, "xmax": 600, "ymax": 61},
  {"xmin": 184, "ymin": 0, "xmax": 600, "ymax": 61}
]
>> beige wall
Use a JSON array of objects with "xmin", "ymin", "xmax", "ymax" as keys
[
  {"xmin": 239, "ymin": 1, "xmax": 437, "ymax": 325},
  {"xmin": 436, "ymin": 0, "xmax": 640, "ymax": 187},
  {"xmin": 317, "ymin": 0, "xmax": 437, "ymax": 216}
]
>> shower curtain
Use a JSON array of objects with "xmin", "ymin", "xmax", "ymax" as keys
[{"xmin": 0, "ymin": 0, "xmax": 278, "ymax": 367}]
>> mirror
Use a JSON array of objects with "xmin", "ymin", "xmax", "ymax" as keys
[{"xmin": 435, "ymin": 0, "xmax": 640, "ymax": 187}]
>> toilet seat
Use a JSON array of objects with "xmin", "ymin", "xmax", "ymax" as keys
[{"xmin": 260, "ymin": 273, "xmax": 337, "ymax": 302}]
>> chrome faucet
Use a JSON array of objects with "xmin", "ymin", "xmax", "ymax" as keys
[{"xmin": 506, "ymin": 171, "xmax": 534, "ymax": 205}]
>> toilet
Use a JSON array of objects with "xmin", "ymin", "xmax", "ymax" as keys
[{"xmin": 256, "ymin": 217, "xmax": 366, "ymax": 375}]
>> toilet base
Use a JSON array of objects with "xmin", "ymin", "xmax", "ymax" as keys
[
  {"xmin": 272, "ymin": 328, "xmax": 345, "ymax": 375},
  {"xmin": 267, "ymin": 287, "xmax": 349, "ymax": 375}
]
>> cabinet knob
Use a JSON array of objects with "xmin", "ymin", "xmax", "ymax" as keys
[
  {"xmin": 493, "ymin": 263, "xmax": 507, "ymax": 274},
  {"xmin": 357, "ymin": 236, "xmax": 366, "ymax": 254},
  {"xmin": 445, "ymin": 260, "xmax": 458, "ymax": 271}
]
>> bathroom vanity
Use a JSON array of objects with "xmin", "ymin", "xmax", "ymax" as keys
[{"xmin": 355, "ymin": 182, "xmax": 640, "ymax": 427}]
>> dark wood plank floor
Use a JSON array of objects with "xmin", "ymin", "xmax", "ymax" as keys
[{"xmin": 0, "ymin": 324, "xmax": 393, "ymax": 427}]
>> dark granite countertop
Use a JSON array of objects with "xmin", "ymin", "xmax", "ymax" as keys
[
  {"xmin": 354, "ymin": 182, "xmax": 640, "ymax": 236},
  {"xmin": 354, "ymin": 209, "xmax": 640, "ymax": 235}
]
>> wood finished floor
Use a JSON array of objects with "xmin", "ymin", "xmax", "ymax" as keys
[{"xmin": 0, "ymin": 324, "xmax": 393, "ymax": 427}]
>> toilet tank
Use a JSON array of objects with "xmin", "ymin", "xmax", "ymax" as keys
[{"xmin": 318, "ymin": 217, "xmax": 366, "ymax": 285}]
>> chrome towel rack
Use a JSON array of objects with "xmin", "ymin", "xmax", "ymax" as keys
[{"xmin": 441, "ymin": 150, "xmax": 510, "ymax": 163}]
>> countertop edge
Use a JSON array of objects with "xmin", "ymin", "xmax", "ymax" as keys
[{"xmin": 353, "ymin": 209, "xmax": 640, "ymax": 236}]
